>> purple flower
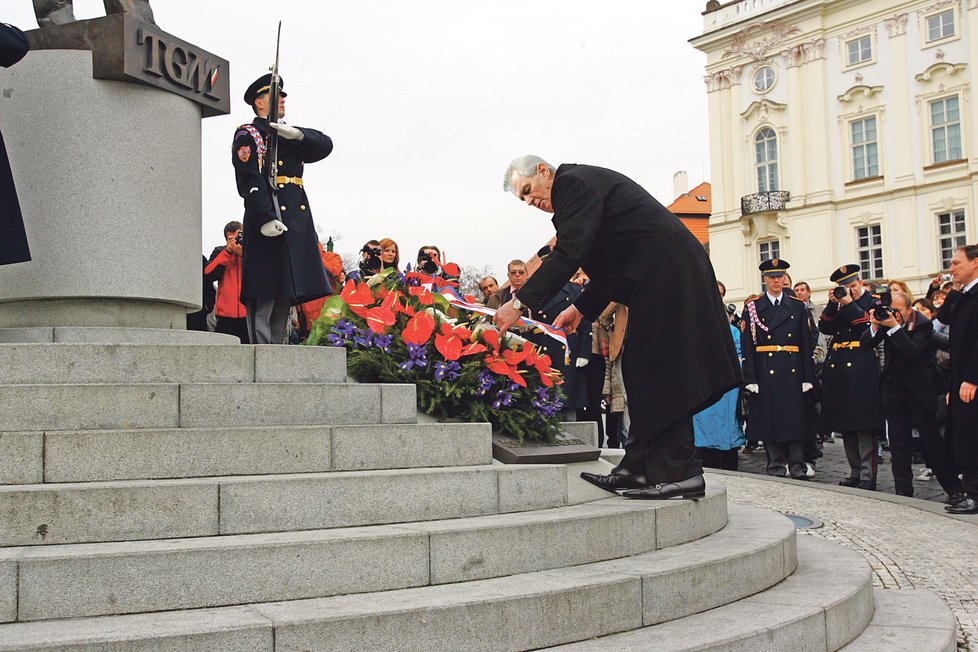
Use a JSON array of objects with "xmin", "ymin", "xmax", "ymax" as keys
[
  {"xmin": 492, "ymin": 388, "xmax": 514, "ymax": 410},
  {"xmin": 476, "ymin": 369, "xmax": 496, "ymax": 396},
  {"xmin": 333, "ymin": 319, "xmax": 356, "ymax": 338},
  {"xmin": 353, "ymin": 326, "xmax": 372, "ymax": 349},
  {"xmin": 433, "ymin": 360, "xmax": 461, "ymax": 382},
  {"xmin": 372, "ymin": 333, "xmax": 393, "ymax": 351},
  {"xmin": 531, "ymin": 386, "xmax": 563, "ymax": 417},
  {"xmin": 326, "ymin": 333, "xmax": 346, "ymax": 347},
  {"xmin": 399, "ymin": 343, "xmax": 429, "ymax": 370}
]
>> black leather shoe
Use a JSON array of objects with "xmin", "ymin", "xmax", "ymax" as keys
[
  {"xmin": 857, "ymin": 481, "xmax": 877, "ymax": 491},
  {"xmin": 946, "ymin": 497, "xmax": 978, "ymax": 514},
  {"xmin": 946, "ymin": 492, "xmax": 965, "ymax": 505},
  {"xmin": 580, "ymin": 471, "xmax": 647, "ymax": 494},
  {"xmin": 621, "ymin": 475, "xmax": 706, "ymax": 500},
  {"xmin": 838, "ymin": 478, "xmax": 859, "ymax": 487}
]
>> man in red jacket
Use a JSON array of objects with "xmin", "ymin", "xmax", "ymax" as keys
[{"xmin": 205, "ymin": 221, "xmax": 249, "ymax": 343}]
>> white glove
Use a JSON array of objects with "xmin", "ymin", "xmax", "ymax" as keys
[
  {"xmin": 745, "ymin": 384, "xmax": 759, "ymax": 394},
  {"xmin": 802, "ymin": 382, "xmax": 813, "ymax": 393},
  {"xmin": 260, "ymin": 219, "xmax": 288, "ymax": 237},
  {"xmin": 269, "ymin": 122, "xmax": 303, "ymax": 141},
  {"xmin": 575, "ymin": 357, "xmax": 589, "ymax": 368}
]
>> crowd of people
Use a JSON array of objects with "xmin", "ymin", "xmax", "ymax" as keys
[{"xmin": 706, "ymin": 248, "xmax": 978, "ymax": 514}]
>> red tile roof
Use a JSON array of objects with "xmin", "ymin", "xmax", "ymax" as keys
[{"xmin": 667, "ymin": 181, "xmax": 711, "ymax": 245}]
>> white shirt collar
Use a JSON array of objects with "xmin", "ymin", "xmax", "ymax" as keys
[
  {"xmin": 964, "ymin": 277, "xmax": 978, "ymax": 293},
  {"xmin": 766, "ymin": 291, "xmax": 783, "ymax": 304}
]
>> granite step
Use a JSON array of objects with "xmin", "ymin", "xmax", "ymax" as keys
[
  {"xmin": 839, "ymin": 588, "xmax": 957, "ymax": 652},
  {"xmin": 0, "ymin": 381, "xmax": 415, "ymax": 431},
  {"xmin": 0, "ymin": 493, "xmax": 729, "ymax": 622},
  {"xmin": 0, "ymin": 464, "xmax": 575, "ymax": 547},
  {"xmin": 548, "ymin": 535, "xmax": 874, "ymax": 651},
  {"xmin": 2, "ymin": 423, "xmax": 492, "ymax": 485},
  {"xmin": 0, "ymin": 343, "xmax": 346, "ymax": 385},
  {"xmin": 0, "ymin": 500, "xmax": 785, "ymax": 648}
]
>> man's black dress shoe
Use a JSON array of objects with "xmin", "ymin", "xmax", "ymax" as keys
[
  {"xmin": 621, "ymin": 475, "xmax": 706, "ymax": 500},
  {"xmin": 580, "ymin": 471, "xmax": 647, "ymax": 494},
  {"xmin": 838, "ymin": 478, "xmax": 859, "ymax": 487},
  {"xmin": 946, "ymin": 492, "xmax": 965, "ymax": 505},
  {"xmin": 857, "ymin": 481, "xmax": 877, "ymax": 491},
  {"xmin": 945, "ymin": 497, "xmax": 978, "ymax": 514}
]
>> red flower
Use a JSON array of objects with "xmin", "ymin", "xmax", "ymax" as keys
[
  {"xmin": 402, "ymin": 311, "xmax": 436, "ymax": 345},
  {"xmin": 460, "ymin": 342, "xmax": 488, "ymax": 357},
  {"xmin": 484, "ymin": 353, "xmax": 527, "ymax": 387},
  {"xmin": 481, "ymin": 329, "xmax": 500, "ymax": 353},
  {"xmin": 365, "ymin": 305, "xmax": 396, "ymax": 334},
  {"xmin": 340, "ymin": 280, "xmax": 376, "ymax": 317},
  {"xmin": 408, "ymin": 286, "xmax": 434, "ymax": 305},
  {"xmin": 434, "ymin": 323, "xmax": 472, "ymax": 361}
]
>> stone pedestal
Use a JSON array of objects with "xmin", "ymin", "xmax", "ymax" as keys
[{"xmin": 0, "ymin": 49, "xmax": 215, "ymax": 341}]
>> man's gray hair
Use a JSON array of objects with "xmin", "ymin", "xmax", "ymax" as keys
[{"xmin": 503, "ymin": 155, "xmax": 556, "ymax": 193}]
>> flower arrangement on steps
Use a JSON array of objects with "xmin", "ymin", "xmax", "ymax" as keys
[{"xmin": 306, "ymin": 268, "xmax": 565, "ymax": 442}]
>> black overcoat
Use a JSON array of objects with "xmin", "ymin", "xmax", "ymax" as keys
[
  {"xmin": 0, "ymin": 23, "xmax": 30, "ymax": 267},
  {"xmin": 232, "ymin": 117, "xmax": 332, "ymax": 303},
  {"xmin": 860, "ymin": 310, "xmax": 941, "ymax": 409},
  {"xmin": 818, "ymin": 291, "xmax": 884, "ymax": 432},
  {"xmin": 517, "ymin": 164, "xmax": 741, "ymax": 432},
  {"xmin": 741, "ymin": 294, "xmax": 814, "ymax": 442},
  {"xmin": 937, "ymin": 284, "xmax": 978, "ymax": 467}
]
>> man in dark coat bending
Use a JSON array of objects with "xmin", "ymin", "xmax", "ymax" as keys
[
  {"xmin": 0, "ymin": 22, "xmax": 31, "ymax": 267},
  {"xmin": 496, "ymin": 156, "xmax": 741, "ymax": 499},
  {"xmin": 233, "ymin": 74, "xmax": 333, "ymax": 344}
]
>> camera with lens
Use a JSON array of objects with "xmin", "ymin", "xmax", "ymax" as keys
[
  {"xmin": 832, "ymin": 286, "xmax": 848, "ymax": 300},
  {"xmin": 235, "ymin": 232, "xmax": 244, "ymax": 245},
  {"xmin": 359, "ymin": 244, "xmax": 383, "ymax": 275},
  {"xmin": 872, "ymin": 284, "xmax": 892, "ymax": 321},
  {"xmin": 417, "ymin": 251, "xmax": 440, "ymax": 275}
]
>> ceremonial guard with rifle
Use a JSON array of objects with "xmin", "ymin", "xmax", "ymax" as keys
[{"xmin": 232, "ymin": 34, "xmax": 333, "ymax": 344}]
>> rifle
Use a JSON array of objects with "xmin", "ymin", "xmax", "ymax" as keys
[{"xmin": 265, "ymin": 21, "xmax": 283, "ymax": 193}]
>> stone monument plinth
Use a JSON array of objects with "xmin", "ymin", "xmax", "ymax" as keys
[{"xmin": 0, "ymin": 16, "xmax": 231, "ymax": 343}]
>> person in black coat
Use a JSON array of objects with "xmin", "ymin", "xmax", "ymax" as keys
[
  {"xmin": 819, "ymin": 264, "xmax": 884, "ymax": 490},
  {"xmin": 232, "ymin": 74, "xmax": 333, "ymax": 344},
  {"xmin": 496, "ymin": 156, "xmax": 741, "ymax": 500},
  {"xmin": 741, "ymin": 259, "xmax": 815, "ymax": 480},
  {"xmin": 0, "ymin": 23, "xmax": 30, "ymax": 267},
  {"xmin": 938, "ymin": 244, "xmax": 978, "ymax": 514},
  {"xmin": 861, "ymin": 291, "xmax": 962, "ymax": 500}
]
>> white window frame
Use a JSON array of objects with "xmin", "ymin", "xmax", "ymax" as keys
[
  {"xmin": 856, "ymin": 224, "xmax": 884, "ymax": 280},
  {"xmin": 758, "ymin": 241, "xmax": 781, "ymax": 287},
  {"xmin": 925, "ymin": 9, "xmax": 955, "ymax": 44},
  {"xmin": 754, "ymin": 127, "xmax": 779, "ymax": 193},
  {"xmin": 844, "ymin": 34, "xmax": 873, "ymax": 69},
  {"xmin": 752, "ymin": 66, "xmax": 776, "ymax": 94},
  {"xmin": 850, "ymin": 116, "xmax": 880, "ymax": 181},
  {"xmin": 937, "ymin": 209, "xmax": 968, "ymax": 270},
  {"xmin": 930, "ymin": 95, "xmax": 963, "ymax": 165}
]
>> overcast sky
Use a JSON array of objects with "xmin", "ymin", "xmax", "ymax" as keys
[{"xmin": 8, "ymin": 0, "xmax": 711, "ymax": 277}]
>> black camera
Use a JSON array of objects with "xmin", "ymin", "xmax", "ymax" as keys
[
  {"xmin": 872, "ymin": 285, "xmax": 892, "ymax": 321},
  {"xmin": 235, "ymin": 232, "xmax": 244, "ymax": 245},
  {"xmin": 832, "ymin": 286, "xmax": 848, "ymax": 300},
  {"xmin": 417, "ymin": 251, "xmax": 440, "ymax": 275},
  {"xmin": 359, "ymin": 244, "xmax": 382, "ymax": 275}
]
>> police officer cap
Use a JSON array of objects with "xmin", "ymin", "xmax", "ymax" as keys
[
  {"xmin": 758, "ymin": 258, "xmax": 790, "ymax": 276},
  {"xmin": 243, "ymin": 73, "xmax": 287, "ymax": 106},
  {"xmin": 830, "ymin": 264, "xmax": 861, "ymax": 284}
]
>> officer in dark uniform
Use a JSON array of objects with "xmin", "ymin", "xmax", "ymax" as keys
[
  {"xmin": 0, "ymin": 23, "xmax": 30, "ymax": 267},
  {"xmin": 742, "ymin": 259, "xmax": 815, "ymax": 479},
  {"xmin": 819, "ymin": 264, "xmax": 884, "ymax": 489},
  {"xmin": 232, "ymin": 74, "xmax": 333, "ymax": 344}
]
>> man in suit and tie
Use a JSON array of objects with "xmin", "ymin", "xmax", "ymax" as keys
[
  {"xmin": 861, "ymin": 290, "xmax": 962, "ymax": 500},
  {"xmin": 938, "ymin": 244, "xmax": 978, "ymax": 514},
  {"xmin": 742, "ymin": 259, "xmax": 815, "ymax": 480}
]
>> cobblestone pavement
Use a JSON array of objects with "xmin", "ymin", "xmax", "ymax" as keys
[
  {"xmin": 710, "ymin": 472, "xmax": 978, "ymax": 651},
  {"xmin": 736, "ymin": 436, "xmax": 952, "ymax": 503}
]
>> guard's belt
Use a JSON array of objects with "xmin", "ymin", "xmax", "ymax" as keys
[
  {"xmin": 832, "ymin": 341, "xmax": 861, "ymax": 349},
  {"xmin": 756, "ymin": 345, "xmax": 799, "ymax": 353},
  {"xmin": 275, "ymin": 176, "xmax": 303, "ymax": 187}
]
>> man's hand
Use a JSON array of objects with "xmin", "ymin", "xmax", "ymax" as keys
[
  {"xmin": 575, "ymin": 357, "xmax": 589, "ymax": 368},
  {"xmin": 494, "ymin": 300, "xmax": 523, "ymax": 334},
  {"xmin": 552, "ymin": 304, "xmax": 583, "ymax": 335},
  {"xmin": 269, "ymin": 122, "xmax": 303, "ymax": 141},
  {"xmin": 745, "ymin": 384, "xmax": 759, "ymax": 394},
  {"xmin": 838, "ymin": 289, "xmax": 854, "ymax": 306},
  {"xmin": 872, "ymin": 311, "xmax": 898, "ymax": 329},
  {"xmin": 802, "ymin": 382, "xmax": 813, "ymax": 393},
  {"xmin": 226, "ymin": 240, "xmax": 243, "ymax": 256},
  {"xmin": 960, "ymin": 381, "xmax": 977, "ymax": 404},
  {"xmin": 260, "ymin": 219, "xmax": 288, "ymax": 237}
]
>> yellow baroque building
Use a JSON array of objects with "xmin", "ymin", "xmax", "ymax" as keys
[{"xmin": 691, "ymin": 0, "xmax": 976, "ymax": 303}]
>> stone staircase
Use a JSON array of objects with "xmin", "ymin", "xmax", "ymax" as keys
[{"xmin": 0, "ymin": 343, "xmax": 958, "ymax": 650}]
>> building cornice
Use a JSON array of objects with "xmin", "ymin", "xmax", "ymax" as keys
[
  {"xmin": 837, "ymin": 84, "xmax": 884, "ymax": 103},
  {"xmin": 915, "ymin": 61, "xmax": 968, "ymax": 82}
]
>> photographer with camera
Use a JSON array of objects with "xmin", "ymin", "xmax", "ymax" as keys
[
  {"xmin": 819, "ymin": 264, "xmax": 884, "ymax": 490},
  {"xmin": 204, "ymin": 221, "xmax": 249, "ymax": 343},
  {"xmin": 348, "ymin": 240, "xmax": 383, "ymax": 281},
  {"xmin": 859, "ymin": 289, "xmax": 962, "ymax": 500}
]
